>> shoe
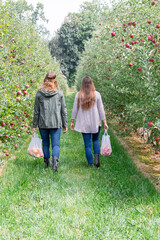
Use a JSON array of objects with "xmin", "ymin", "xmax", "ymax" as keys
[
  {"xmin": 88, "ymin": 163, "xmax": 94, "ymax": 167},
  {"xmin": 44, "ymin": 158, "xmax": 50, "ymax": 168},
  {"xmin": 94, "ymin": 154, "xmax": 100, "ymax": 167},
  {"xmin": 52, "ymin": 156, "xmax": 59, "ymax": 171}
]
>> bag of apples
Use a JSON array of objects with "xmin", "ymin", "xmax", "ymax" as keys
[
  {"xmin": 27, "ymin": 133, "xmax": 44, "ymax": 158},
  {"xmin": 100, "ymin": 130, "xmax": 112, "ymax": 156}
]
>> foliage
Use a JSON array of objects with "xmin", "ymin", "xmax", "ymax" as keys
[
  {"xmin": 49, "ymin": 0, "xmax": 109, "ymax": 86},
  {"xmin": 0, "ymin": 0, "xmax": 68, "ymax": 156},
  {"xmin": 75, "ymin": 0, "xmax": 160, "ymax": 152}
]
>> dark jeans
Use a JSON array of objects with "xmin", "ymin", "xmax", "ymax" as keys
[
  {"xmin": 82, "ymin": 127, "xmax": 101, "ymax": 165},
  {"xmin": 39, "ymin": 128, "xmax": 61, "ymax": 159}
]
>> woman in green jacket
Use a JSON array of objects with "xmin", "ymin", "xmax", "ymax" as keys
[{"xmin": 32, "ymin": 72, "xmax": 67, "ymax": 171}]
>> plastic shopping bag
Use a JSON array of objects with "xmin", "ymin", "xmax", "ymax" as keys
[
  {"xmin": 27, "ymin": 133, "xmax": 44, "ymax": 158},
  {"xmin": 100, "ymin": 130, "xmax": 112, "ymax": 156}
]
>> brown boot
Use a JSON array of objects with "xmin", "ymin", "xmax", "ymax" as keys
[
  {"xmin": 52, "ymin": 156, "xmax": 59, "ymax": 171},
  {"xmin": 94, "ymin": 154, "xmax": 100, "ymax": 167},
  {"xmin": 44, "ymin": 158, "xmax": 50, "ymax": 168}
]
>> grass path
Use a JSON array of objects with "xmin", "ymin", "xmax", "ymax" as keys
[{"xmin": 0, "ymin": 92, "xmax": 160, "ymax": 240}]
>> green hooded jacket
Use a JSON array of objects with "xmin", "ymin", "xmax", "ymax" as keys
[{"xmin": 33, "ymin": 89, "xmax": 67, "ymax": 129}]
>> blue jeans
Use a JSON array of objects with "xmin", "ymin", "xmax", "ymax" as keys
[
  {"xmin": 39, "ymin": 128, "xmax": 61, "ymax": 159},
  {"xmin": 82, "ymin": 127, "xmax": 101, "ymax": 165}
]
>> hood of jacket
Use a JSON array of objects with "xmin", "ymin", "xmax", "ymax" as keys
[{"xmin": 39, "ymin": 89, "xmax": 58, "ymax": 97}]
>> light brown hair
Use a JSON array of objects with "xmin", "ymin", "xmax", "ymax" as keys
[
  {"xmin": 39, "ymin": 72, "xmax": 58, "ymax": 92},
  {"xmin": 78, "ymin": 76, "xmax": 96, "ymax": 110}
]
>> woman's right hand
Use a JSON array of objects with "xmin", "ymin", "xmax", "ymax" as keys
[{"xmin": 104, "ymin": 123, "xmax": 109, "ymax": 130}]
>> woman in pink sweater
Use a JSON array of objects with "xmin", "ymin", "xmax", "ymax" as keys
[{"xmin": 70, "ymin": 76, "xmax": 108, "ymax": 167}]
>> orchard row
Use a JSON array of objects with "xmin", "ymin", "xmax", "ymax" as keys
[
  {"xmin": 76, "ymin": 0, "xmax": 160, "ymax": 153},
  {"xmin": 0, "ymin": 2, "xmax": 68, "ymax": 157}
]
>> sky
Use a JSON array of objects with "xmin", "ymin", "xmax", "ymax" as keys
[{"xmin": 26, "ymin": 0, "xmax": 95, "ymax": 36}]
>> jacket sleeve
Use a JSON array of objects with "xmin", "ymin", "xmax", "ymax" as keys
[
  {"xmin": 71, "ymin": 93, "xmax": 78, "ymax": 120},
  {"xmin": 61, "ymin": 94, "xmax": 67, "ymax": 128},
  {"xmin": 97, "ymin": 92, "xmax": 106, "ymax": 121},
  {"xmin": 32, "ymin": 92, "xmax": 40, "ymax": 128}
]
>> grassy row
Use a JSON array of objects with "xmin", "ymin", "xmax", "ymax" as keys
[{"xmin": 0, "ymin": 93, "xmax": 160, "ymax": 239}]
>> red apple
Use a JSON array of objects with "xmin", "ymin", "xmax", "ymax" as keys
[
  {"xmin": 147, "ymin": 20, "xmax": 152, "ymax": 24},
  {"xmin": 156, "ymin": 24, "xmax": 160, "ymax": 29},
  {"xmin": 16, "ymin": 97, "xmax": 20, "ymax": 101},
  {"xmin": 151, "ymin": 1, "xmax": 156, "ymax": 5},
  {"xmin": 17, "ymin": 134, "xmax": 21, "ymax": 137},
  {"xmin": 14, "ymin": 144, "xmax": 18, "ymax": 148},
  {"xmin": 123, "ymin": 23, "xmax": 126, "ymax": 26},
  {"xmin": 2, "ymin": 122, "xmax": 5, "ymax": 127},
  {"xmin": 5, "ymin": 153, "xmax": 9, "ymax": 156},
  {"xmin": 25, "ymin": 84, "xmax": 29, "ymax": 88},
  {"xmin": 111, "ymin": 32, "xmax": 116, "ymax": 37},
  {"xmin": 148, "ymin": 121, "xmax": 153, "ymax": 127},
  {"xmin": 0, "ymin": 45, "xmax": 4, "ymax": 48},
  {"xmin": 155, "ymin": 151, "xmax": 159, "ymax": 155},
  {"xmin": 122, "ymin": 38, "xmax": 125, "ymax": 42},
  {"xmin": 147, "ymin": 35, "xmax": 151, "ymax": 40},
  {"xmin": 17, "ymin": 91, "xmax": 21, "ymax": 95},
  {"xmin": 20, "ymin": 61, "xmax": 24, "ymax": 65},
  {"xmin": 149, "ymin": 58, "xmax": 154, "ymax": 62},
  {"xmin": 23, "ymin": 90, "xmax": 27, "ymax": 95},
  {"xmin": 126, "ymin": 43, "xmax": 130, "ymax": 48},
  {"xmin": 129, "ymin": 63, "xmax": 133, "ymax": 67},
  {"xmin": 130, "ymin": 34, "xmax": 134, "ymax": 38},
  {"xmin": 138, "ymin": 67, "xmax": 141, "ymax": 71},
  {"xmin": 155, "ymin": 138, "xmax": 159, "ymax": 142}
]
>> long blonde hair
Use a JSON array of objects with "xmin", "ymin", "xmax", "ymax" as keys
[
  {"xmin": 39, "ymin": 72, "xmax": 59, "ymax": 92},
  {"xmin": 78, "ymin": 76, "xmax": 96, "ymax": 110}
]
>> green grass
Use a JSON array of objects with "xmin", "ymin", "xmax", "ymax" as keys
[{"xmin": 0, "ymin": 93, "xmax": 160, "ymax": 240}]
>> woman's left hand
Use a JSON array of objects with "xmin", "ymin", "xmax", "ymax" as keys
[
  {"xmin": 70, "ymin": 122, "xmax": 74, "ymax": 131},
  {"xmin": 63, "ymin": 127, "xmax": 67, "ymax": 133},
  {"xmin": 32, "ymin": 128, "xmax": 36, "ymax": 133}
]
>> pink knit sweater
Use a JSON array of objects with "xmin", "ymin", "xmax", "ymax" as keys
[{"xmin": 71, "ymin": 91, "xmax": 106, "ymax": 133}]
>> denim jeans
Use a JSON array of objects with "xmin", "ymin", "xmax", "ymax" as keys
[
  {"xmin": 82, "ymin": 127, "xmax": 101, "ymax": 165},
  {"xmin": 39, "ymin": 128, "xmax": 61, "ymax": 159}
]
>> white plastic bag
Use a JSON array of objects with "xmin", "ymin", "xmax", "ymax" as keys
[
  {"xmin": 27, "ymin": 133, "xmax": 44, "ymax": 158},
  {"xmin": 100, "ymin": 130, "xmax": 112, "ymax": 155}
]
